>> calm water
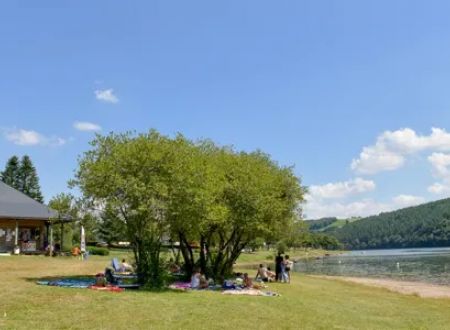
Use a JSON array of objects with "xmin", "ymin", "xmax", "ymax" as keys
[{"xmin": 294, "ymin": 247, "xmax": 450, "ymax": 285}]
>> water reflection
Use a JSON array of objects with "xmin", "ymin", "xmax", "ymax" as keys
[{"xmin": 294, "ymin": 247, "xmax": 450, "ymax": 285}]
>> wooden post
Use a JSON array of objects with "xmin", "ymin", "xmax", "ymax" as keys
[
  {"xmin": 49, "ymin": 223, "xmax": 53, "ymax": 256},
  {"xmin": 60, "ymin": 221, "xmax": 64, "ymax": 252},
  {"xmin": 14, "ymin": 220, "xmax": 18, "ymax": 246}
]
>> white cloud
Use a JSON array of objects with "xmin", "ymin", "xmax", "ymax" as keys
[
  {"xmin": 427, "ymin": 152, "xmax": 450, "ymax": 195},
  {"xmin": 304, "ymin": 197, "xmax": 390, "ymax": 219},
  {"xmin": 95, "ymin": 89, "xmax": 119, "ymax": 104},
  {"xmin": 428, "ymin": 153, "xmax": 450, "ymax": 179},
  {"xmin": 309, "ymin": 178, "xmax": 375, "ymax": 199},
  {"xmin": 351, "ymin": 128, "xmax": 450, "ymax": 175},
  {"xmin": 3, "ymin": 128, "xmax": 66, "ymax": 147},
  {"xmin": 304, "ymin": 194, "xmax": 425, "ymax": 219},
  {"xmin": 392, "ymin": 194, "xmax": 425, "ymax": 208},
  {"xmin": 73, "ymin": 121, "xmax": 102, "ymax": 132},
  {"xmin": 428, "ymin": 183, "xmax": 450, "ymax": 195}
]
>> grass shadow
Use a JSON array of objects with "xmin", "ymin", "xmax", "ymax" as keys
[{"xmin": 26, "ymin": 275, "xmax": 194, "ymax": 294}]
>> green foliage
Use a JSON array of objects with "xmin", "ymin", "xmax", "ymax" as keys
[
  {"xmin": 247, "ymin": 237, "xmax": 266, "ymax": 251},
  {"xmin": 308, "ymin": 217, "xmax": 362, "ymax": 233},
  {"xmin": 276, "ymin": 240, "xmax": 288, "ymax": 254},
  {"xmin": 307, "ymin": 217, "xmax": 338, "ymax": 231},
  {"xmin": 97, "ymin": 202, "xmax": 128, "ymax": 244},
  {"xmin": 48, "ymin": 194, "xmax": 99, "ymax": 249},
  {"xmin": 332, "ymin": 198, "xmax": 450, "ymax": 249},
  {"xmin": 18, "ymin": 155, "xmax": 44, "ymax": 203},
  {"xmin": 49, "ymin": 193, "xmax": 78, "ymax": 251},
  {"xmin": 72, "ymin": 130, "xmax": 306, "ymax": 286},
  {"xmin": 1, "ymin": 156, "xmax": 20, "ymax": 189},
  {"xmin": 87, "ymin": 247, "xmax": 110, "ymax": 256},
  {"xmin": 1, "ymin": 155, "xmax": 44, "ymax": 202}
]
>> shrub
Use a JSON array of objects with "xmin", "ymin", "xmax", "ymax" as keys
[
  {"xmin": 276, "ymin": 240, "xmax": 288, "ymax": 255},
  {"xmin": 87, "ymin": 247, "xmax": 110, "ymax": 256}
]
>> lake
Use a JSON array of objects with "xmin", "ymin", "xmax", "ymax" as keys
[{"xmin": 294, "ymin": 247, "xmax": 450, "ymax": 285}]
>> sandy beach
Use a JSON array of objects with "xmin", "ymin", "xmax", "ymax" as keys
[{"xmin": 314, "ymin": 275, "xmax": 450, "ymax": 299}]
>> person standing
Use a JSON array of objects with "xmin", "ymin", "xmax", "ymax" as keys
[
  {"xmin": 284, "ymin": 255, "xmax": 294, "ymax": 283},
  {"xmin": 275, "ymin": 254, "xmax": 284, "ymax": 282}
]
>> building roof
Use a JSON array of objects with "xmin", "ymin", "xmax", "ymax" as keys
[{"xmin": 0, "ymin": 181, "xmax": 57, "ymax": 220}]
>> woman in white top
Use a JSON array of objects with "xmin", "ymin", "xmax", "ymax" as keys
[{"xmin": 284, "ymin": 255, "xmax": 294, "ymax": 283}]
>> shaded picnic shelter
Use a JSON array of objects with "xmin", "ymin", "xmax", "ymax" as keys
[{"xmin": 0, "ymin": 181, "xmax": 71, "ymax": 254}]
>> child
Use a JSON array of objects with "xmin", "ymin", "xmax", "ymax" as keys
[{"xmin": 242, "ymin": 273, "xmax": 253, "ymax": 288}]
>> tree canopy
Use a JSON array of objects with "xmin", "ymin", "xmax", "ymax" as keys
[{"xmin": 72, "ymin": 130, "xmax": 306, "ymax": 287}]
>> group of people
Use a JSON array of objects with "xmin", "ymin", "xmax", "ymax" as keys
[{"xmin": 255, "ymin": 254, "xmax": 294, "ymax": 283}]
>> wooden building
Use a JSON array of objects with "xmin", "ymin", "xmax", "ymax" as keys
[{"xmin": 0, "ymin": 181, "xmax": 56, "ymax": 254}]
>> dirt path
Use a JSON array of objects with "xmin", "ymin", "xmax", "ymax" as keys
[{"xmin": 314, "ymin": 275, "xmax": 450, "ymax": 299}]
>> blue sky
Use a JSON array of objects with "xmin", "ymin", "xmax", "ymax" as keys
[{"xmin": 2, "ymin": 1, "xmax": 450, "ymax": 218}]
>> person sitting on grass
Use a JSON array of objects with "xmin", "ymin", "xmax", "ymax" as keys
[
  {"xmin": 120, "ymin": 259, "xmax": 133, "ymax": 272},
  {"xmin": 266, "ymin": 267, "xmax": 276, "ymax": 282},
  {"xmin": 243, "ymin": 273, "xmax": 253, "ymax": 289},
  {"xmin": 255, "ymin": 264, "xmax": 269, "ymax": 282},
  {"xmin": 191, "ymin": 268, "xmax": 209, "ymax": 289},
  {"xmin": 168, "ymin": 258, "xmax": 181, "ymax": 273}
]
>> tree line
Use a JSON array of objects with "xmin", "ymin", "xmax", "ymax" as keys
[{"xmin": 331, "ymin": 198, "xmax": 450, "ymax": 249}]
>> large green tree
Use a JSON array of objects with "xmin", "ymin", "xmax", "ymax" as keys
[
  {"xmin": 73, "ymin": 130, "xmax": 306, "ymax": 286},
  {"xmin": 73, "ymin": 131, "xmax": 176, "ymax": 288}
]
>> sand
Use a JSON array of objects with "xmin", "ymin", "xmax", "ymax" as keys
[{"xmin": 314, "ymin": 275, "xmax": 450, "ymax": 299}]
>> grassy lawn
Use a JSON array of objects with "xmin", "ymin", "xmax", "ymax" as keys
[{"xmin": 1, "ymin": 252, "xmax": 450, "ymax": 329}]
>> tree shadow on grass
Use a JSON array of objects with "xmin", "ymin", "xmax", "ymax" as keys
[{"xmin": 25, "ymin": 275, "xmax": 191, "ymax": 294}]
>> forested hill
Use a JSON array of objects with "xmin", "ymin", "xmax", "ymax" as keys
[
  {"xmin": 331, "ymin": 198, "xmax": 450, "ymax": 250},
  {"xmin": 307, "ymin": 217, "xmax": 361, "ymax": 232}
]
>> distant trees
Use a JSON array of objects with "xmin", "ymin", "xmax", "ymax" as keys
[
  {"xmin": 1, "ymin": 155, "xmax": 44, "ymax": 203},
  {"xmin": 48, "ymin": 193, "xmax": 99, "ymax": 250},
  {"xmin": 279, "ymin": 220, "xmax": 342, "ymax": 251},
  {"xmin": 332, "ymin": 199, "xmax": 450, "ymax": 249},
  {"xmin": 72, "ymin": 130, "xmax": 306, "ymax": 288}
]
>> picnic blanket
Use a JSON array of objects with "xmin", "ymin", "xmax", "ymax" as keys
[
  {"xmin": 36, "ymin": 278, "xmax": 123, "ymax": 292},
  {"xmin": 169, "ymin": 282, "xmax": 192, "ymax": 290},
  {"xmin": 222, "ymin": 289, "xmax": 280, "ymax": 297},
  {"xmin": 37, "ymin": 278, "xmax": 95, "ymax": 288},
  {"xmin": 89, "ymin": 285, "xmax": 124, "ymax": 292}
]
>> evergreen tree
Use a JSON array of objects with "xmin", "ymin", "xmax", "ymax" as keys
[
  {"xmin": 18, "ymin": 155, "xmax": 44, "ymax": 203},
  {"xmin": 1, "ymin": 156, "xmax": 20, "ymax": 189},
  {"xmin": 97, "ymin": 203, "xmax": 127, "ymax": 244}
]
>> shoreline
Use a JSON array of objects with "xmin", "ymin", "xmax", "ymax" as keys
[{"xmin": 314, "ymin": 275, "xmax": 450, "ymax": 299}]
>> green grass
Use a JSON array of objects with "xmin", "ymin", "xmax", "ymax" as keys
[{"xmin": 1, "ymin": 252, "xmax": 450, "ymax": 329}]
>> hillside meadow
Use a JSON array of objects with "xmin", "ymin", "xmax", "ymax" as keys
[{"xmin": 1, "ymin": 251, "xmax": 450, "ymax": 330}]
